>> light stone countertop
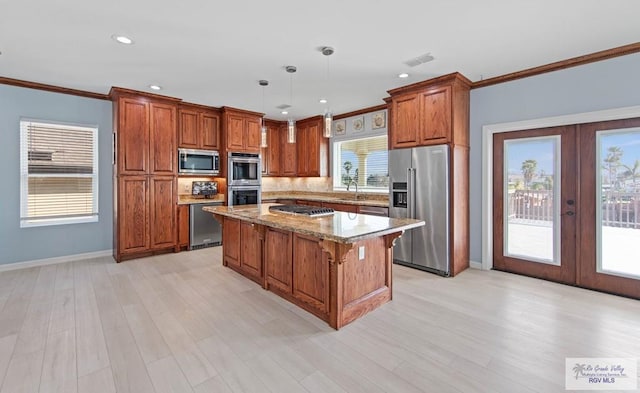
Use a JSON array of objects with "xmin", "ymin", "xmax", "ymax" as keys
[
  {"xmin": 203, "ymin": 203, "xmax": 423, "ymax": 244},
  {"xmin": 178, "ymin": 194, "xmax": 225, "ymax": 205},
  {"xmin": 262, "ymin": 192, "xmax": 389, "ymax": 208}
]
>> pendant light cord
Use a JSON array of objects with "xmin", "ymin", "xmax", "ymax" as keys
[{"xmin": 290, "ymin": 72, "xmax": 294, "ymax": 109}]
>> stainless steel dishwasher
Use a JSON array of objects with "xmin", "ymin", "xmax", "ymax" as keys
[{"xmin": 189, "ymin": 202, "xmax": 223, "ymax": 250}]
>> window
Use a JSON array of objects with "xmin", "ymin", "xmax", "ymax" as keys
[
  {"xmin": 20, "ymin": 120, "xmax": 98, "ymax": 227},
  {"xmin": 333, "ymin": 135, "xmax": 388, "ymax": 191}
]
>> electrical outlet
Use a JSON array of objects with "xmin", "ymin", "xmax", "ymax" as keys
[
  {"xmin": 358, "ymin": 246, "xmax": 365, "ymax": 260},
  {"xmin": 182, "ymin": 183, "xmax": 191, "ymax": 193}
]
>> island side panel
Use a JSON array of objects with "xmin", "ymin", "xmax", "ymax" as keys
[
  {"xmin": 223, "ymin": 217, "xmax": 241, "ymax": 269},
  {"xmin": 338, "ymin": 236, "xmax": 393, "ymax": 328},
  {"xmin": 265, "ymin": 227, "xmax": 293, "ymax": 293},
  {"xmin": 240, "ymin": 221, "xmax": 264, "ymax": 285},
  {"xmin": 292, "ymin": 234, "xmax": 330, "ymax": 315}
]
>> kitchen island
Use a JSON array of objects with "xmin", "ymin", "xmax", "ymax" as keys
[{"xmin": 203, "ymin": 203, "xmax": 424, "ymax": 329}]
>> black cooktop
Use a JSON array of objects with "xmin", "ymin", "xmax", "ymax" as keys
[{"xmin": 269, "ymin": 204, "xmax": 335, "ymax": 217}]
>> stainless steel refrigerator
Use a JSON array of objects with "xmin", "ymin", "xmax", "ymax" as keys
[{"xmin": 389, "ymin": 144, "xmax": 450, "ymax": 276}]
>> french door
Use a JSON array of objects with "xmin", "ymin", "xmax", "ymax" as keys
[{"xmin": 493, "ymin": 119, "xmax": 640, "ymax": 299}]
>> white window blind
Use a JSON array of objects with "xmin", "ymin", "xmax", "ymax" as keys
[
  {"xmin": 20, "ymin": 120, "xmax": 98, "ymax": 227},
  {"xmin": 333, "ymin": 135, "xmax": 388, "ymax": 191}
]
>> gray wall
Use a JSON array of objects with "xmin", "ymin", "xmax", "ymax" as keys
[
  {"xmin": 469, "ymin": 52, "xmax": 640, "ymax": 263},
  {"xmin": 0, "ymin": 84, "xmax": 113, "ymax": 265}
]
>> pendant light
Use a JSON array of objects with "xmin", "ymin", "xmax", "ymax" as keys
[
  {"xmin": 259, "ymin": 80, "xmax": 268, "ymax": 148},
  {"xmin": 321, "ymin": 46, "xmax": 334, "ymax": 138},
  {"xmin": 285, "ymin": 65, "xmax": 297, "ymax": 143}
]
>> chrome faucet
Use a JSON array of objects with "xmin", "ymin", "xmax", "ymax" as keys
[{"xmin": 347, "ymin": 180, "xmax": 359, "ymax": 200}]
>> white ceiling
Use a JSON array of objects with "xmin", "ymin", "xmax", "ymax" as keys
[{"xmin": 0, "ymin": 0, "xmax": 638, "ymax": 120}]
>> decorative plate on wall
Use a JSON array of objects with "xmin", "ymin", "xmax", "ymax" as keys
[
  {"xmin": 334, "ymin": 120, "xmax": 346, "ymax": 135},
  {"xmin": 352, "ymin": 116, "xmax": 364, "ymax": 132},
  {"xmin": 372, "ymin": 111, "xmax": 386, "ymax": 129}
]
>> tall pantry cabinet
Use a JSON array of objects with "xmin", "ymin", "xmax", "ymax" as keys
[
  {"xmin": 387, "ymin": 72, "xmax": 471, "ymax": 276},
  {"xmin": 111, "ymin": 88, "xmax": 180, "ymax": 262}
]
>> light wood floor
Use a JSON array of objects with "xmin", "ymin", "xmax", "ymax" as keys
[{"xmin": 0, "ymin": 247, "xmax": 638, "ymax": 393}]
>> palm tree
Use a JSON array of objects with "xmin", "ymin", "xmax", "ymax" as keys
[
  {"xmin": 521, "ymin": 159, "xmax": 537, "ymax": 189},
  {"xmin": 572, "ymin": 363, "xmax": 587, "ymax": 379},
  {"xmin": 622, "ymin": 159, "xmax": 640, "ymax": 190},
  {"xmin": 342, "ymin": 161, "xmax": 353, "ymax": 187},
  {"xmin": 604, "ymin": 146, "xmax": 623, "ymax": 188}
]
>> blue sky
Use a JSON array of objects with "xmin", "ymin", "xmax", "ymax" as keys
[{"xmin": 507, "ymin": 130, "xmax": 640, "ymax": 176}]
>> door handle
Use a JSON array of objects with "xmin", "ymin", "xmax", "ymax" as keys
[{"xmin": 563, "ymin": 211, "xmax": 575, "ymax": 216}]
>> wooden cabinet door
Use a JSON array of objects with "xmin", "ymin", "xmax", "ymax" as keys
[
  {"xmin": 177, "ymin": 204, "xmax": 189, "ymax": 249},
  {"xmin": 265, "ymin": 228, "xmax": 293, "ymax": 293},
  {"xmin": 149, "ymin": 103, "xmax": 177, "ymax": 175},
  {"xmin": 178, "ymin": 109, "xmax": 199, "ymax": 148},
  {"xmin": 223, "ymin": 218, "xmax": 241, "ymax": 268},
  {"xmin": 226, "ymin": 114, "xmax": 245, "ymax": 151},
  {"xmin": 296, "ymin": 123, "xmax": 308, "ymax": 175},
  {"xmin": 266, "ymin": 124, "xmax": 281, "ymax": 176},
  {"xmin": 323, "ymin": 202, "xmax": 358, "ymax": 213},
  {"xmin": 118, "ymin": 176, "xmax": 149, "ymax": 253},
  {"xmin": 118, "ymin": 98, "xmax": 149, "ymax": 174},
  {"xmin": 201, "ymin": 112, "xmax": 219, "ymax": 150},
  {"xmin": 420, "ymin": 85, "xmax": 451, "ymax": 144},
  {"xmin": 149, "ymin": 176, "xmax": 176, "ymax": 249},
  {"xmin": 390, "ymin": 92, "xmax": 420, "ymax": 149},
  {"xmin": 281, "ymin": 124, "xmax": 297, "ymax": 176},
  {"xmin": 297, "ymin": 200, "xmax": 323, "ymax": 207},
  {"xmin": 245, "ymin": 116, "xmax": 262, "ymax": 152},
  {"xmin": 306, "ymin": 122, "xmax": 321, "ymax": 176},
  {"xmin": 293, "ymin": 234, "xmax": 329, "ymax": 313},
  {"xmin": 240, "ymin": 222, "xmax": 262, "ymax": 279},
  {"xmin": 261, "ymin": 142, "xmax": 269, "ymax": 176}
]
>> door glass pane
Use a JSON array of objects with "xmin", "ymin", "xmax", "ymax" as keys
[
  {"xmin": 597, "ymin": 128, "xmax": 640, "ymax": 279},
  {"xmin": 503, "ymin": 136, "xmax": 561, "ymax": 265}
]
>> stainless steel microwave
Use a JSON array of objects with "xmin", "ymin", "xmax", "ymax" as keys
[{"xmin": 178, "ymin": 149, "xmax": 220, "ymax": 175}]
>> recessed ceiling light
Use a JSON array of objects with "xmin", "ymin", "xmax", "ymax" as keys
[
  {"xmin": 398, "ymin": 73, "xmax": 409, "ymax": 78},
  {"xmin": 111, "ymin": 34, "xmax": 134, "ymax": 45},
  {"xmin": 149, "ymin": 85, "xmax": 162, "ymax": 91},
  {"xmin": 281, "ymin": 110, "xmax": 289, "ymax": 115},
  {"xmin": 319, "ymin": 99, "xmax": 327, "ymax": 104}
]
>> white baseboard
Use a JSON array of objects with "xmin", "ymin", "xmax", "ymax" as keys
[
  {"xmin": 470, "ymin": 260, "xmax": 483, "ymax": 270},
  {"xmin": 0, "ymin": 250, "xmax": 113, "ymax": 272}
]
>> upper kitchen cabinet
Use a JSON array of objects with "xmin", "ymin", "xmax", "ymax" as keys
[
  {"xmin": 280, "ymin": 123, "xmax": 297, "ymax": 176},
  {"xmin": 296, "ymin": 116, "xmax": 328, "ymax": 177},
  {"xmin": 262, "ymin": 120, "xmax": 281, "ymax": 176},
  {"xmin": 178, "ymin": 104, "xmax": 220, "ymax": 150},
  {"xmin": 222, "ymin": 107, "xmax": 263, "ymax": 153},
  {"xmin": 112, "ymin": 89, "xmax": 178, "ymax": 175},
  {"xmin": 387, "ymin": 72, "xmax": 471, "ymax": 149}
]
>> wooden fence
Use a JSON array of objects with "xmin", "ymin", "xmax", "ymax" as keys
[{"xmin": 507, "ymin": 190, "xmax": 640, "ymax": 229}]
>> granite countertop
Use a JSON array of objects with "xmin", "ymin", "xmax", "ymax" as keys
[
  {"xmin": 178, "ymin": 194, "xmax": 225, "ymax": 205},
  {"xmin": 203, "ymin": 203, "xmax": 423, "ymax": 244},
  {"xmin": 262, "ymin": 192, "xmax": 389, "ymax": 208}
]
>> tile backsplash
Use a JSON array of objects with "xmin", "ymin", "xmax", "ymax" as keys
[
  {"xmin": 261, "ymin": 177, "xmax": 332, "ymax": 193},
  {"xmin": 177, "ymin": 177, "xmax": 226, "ymax": 195}
]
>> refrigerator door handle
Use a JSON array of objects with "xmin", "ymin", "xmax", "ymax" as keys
[{"xmin": 407, "ymin": 167, "xmax": 415, "ymax": 219}]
